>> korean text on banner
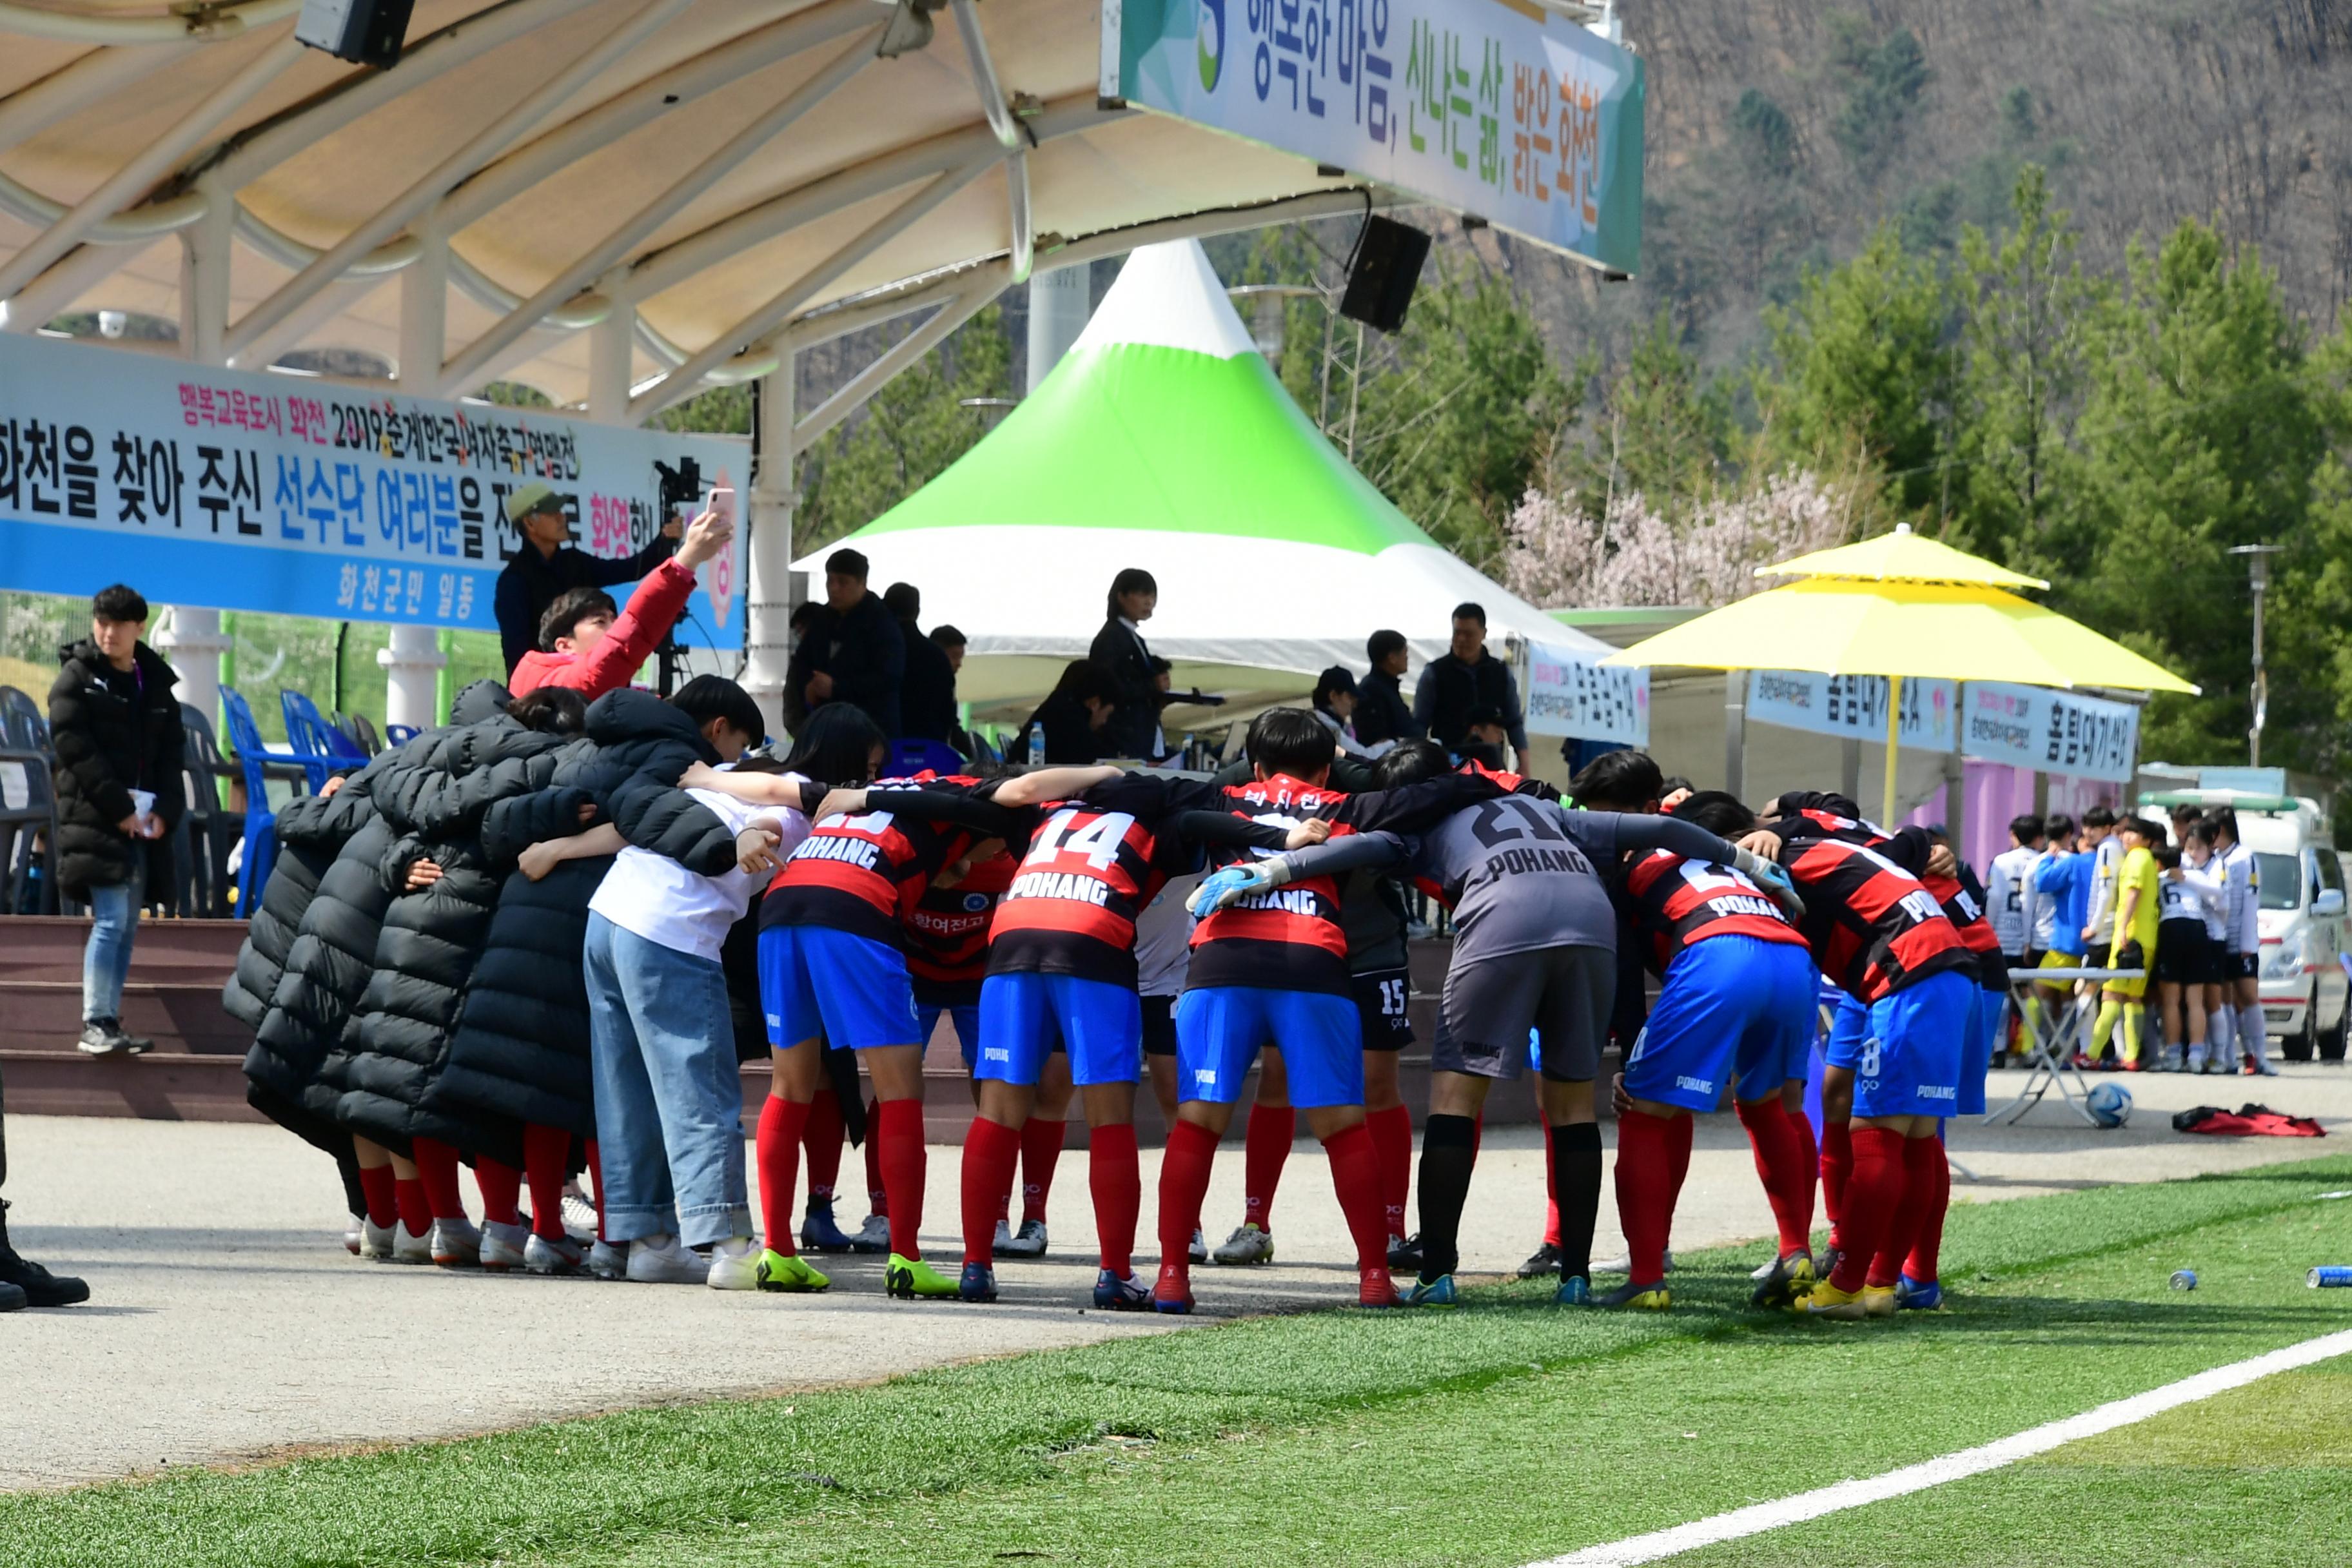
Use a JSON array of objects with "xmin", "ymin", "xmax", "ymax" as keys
[
  {"xmin": 1746, "ymin": 670, "xmax": 1957, "ymax": 750},
  {"xmin": 1102, "ymin": 0, "xmax": 1643, "ymax": 274},
  {"xmin": 1523, "ymin": 642, "xmax": 1647, "ymax": 745},
  {"xmin": 0, "ymin": 333, "xmax": 746, "ymax": 649},
  {"xmin": 1959, "ymin": 681, "xmax": 2139, "ymax": 783}
]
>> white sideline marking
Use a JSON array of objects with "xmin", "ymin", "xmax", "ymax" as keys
[{"xmin": 1529, "ymin": 1328, "xmax": 2352, "ymax": 1567}]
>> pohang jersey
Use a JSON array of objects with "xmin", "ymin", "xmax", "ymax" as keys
[
  {"xmin": 1621, "ymin": 848, "xmax": 1809, "ymax": 976},
  {"xmin": 986, "ymin": 772, "xmax": 1200, "ymax": 989},
  {"xmin": 905, "ymin": 850, "xmax": 1016, "ymax": 996},
  {"xmin": 1187, "ymin": 773, "xmax": 1357, "ymax": 996},
  {"xmin": 1772, "ymin": 815, "xmax": 1973, "ymax": 1003},
  {"xmin": 759, "ymin": 775, "xmax": 990, "ymax": 947},
  {"xmin": 1923, "ymin": 867, "xmax": 2010, "ymax": 990}
]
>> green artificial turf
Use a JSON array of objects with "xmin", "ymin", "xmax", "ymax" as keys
[{"xmin": 8, "ymin": 1155, "xmax": 2352, "ymax": 1568}]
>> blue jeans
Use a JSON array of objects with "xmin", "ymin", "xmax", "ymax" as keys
[
  {"xmin": 83, "ymin": 880, "xmax": 139, "ymax": 1024},
  {"xmin": 583, "ymin": 912, "xmax": 750, "ymax": 1248}
]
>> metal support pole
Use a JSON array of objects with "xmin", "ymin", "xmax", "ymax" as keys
[
  {"xmin": 1723, "ymin": 670, "xmax": 1745, "ymax": 802},
  {"xmin": 587, "ymin": 300, "xmax": 636, "ymax": 425},
  {"xmin": 1945, "ymin": 749, "xmax": 1967, "ymax": 856},
  {"xmin": 381, "ymin": 236, "xmax": 450, "ymax": 729},
  {"xmin": 1024, "ymin": 262, "xmax": 1090, "ymax": 392},
  {"xmin": 743, "ymin": 360, "xmax": 799, "ymax": 739},
  {"xmin": 2230, "ymin": 543, "xmax": 2280, "ymax": 767},
  {"xmin": 1840, "ymin": 737, "xmax": 1862, "ymax": 805}
]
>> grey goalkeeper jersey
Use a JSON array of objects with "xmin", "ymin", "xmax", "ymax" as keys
[{"xmin": 1280, "ymin": 797, "xmax": 1740, "ymax": 969}]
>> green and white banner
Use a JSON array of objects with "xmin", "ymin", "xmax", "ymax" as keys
[{"xmin": 1102, "ymin": 0, "xmax": 1643, "ymax": 273}]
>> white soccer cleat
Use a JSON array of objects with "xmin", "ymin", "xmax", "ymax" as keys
[
  {"xmin": 1600, "ymin": 1250, "xmax": 1674, "ymax": 1277},
  {"xmin": 999, "ymin": 1218, "xmax": 1049, "ymax": 1259},
  {"xmin": 625, "ymin": 1232, "xmax": 707, "ymax": 1285},
  {"xmin": 358, "ymin": 1218, "xmax": 396, "ymax": 1260},
  {"xmin": 705, "ymin": 1236, "xmax": 760, "ymax": 1291},
  {"xmin": 525, "ymin": 1232, "xmax": 584, "ymax": 1275},
  {"xmin": 1212, "ymin": 1223, "xmax": 1275, "ymax": 1265},
  {"xmin": 344, "ymin": 1219, "xmax": 363, "ymax": 1255},
  {"xmin": 478, "ymin": 1219, "xmax": 529, "ymax": 1272},
  {"xmin": 1189, "ymin": 1228, "xmax": 1208, "ymax": 1264},
  {"xmin": 390, "ymin": 1223, "xmax": 433, "ymax": 1266},
  {"xmin": 850, "ymin": 1214, "xmax": 891, "ymax": 1254},
  {"xmin": 428, "ymin": 1217, "xmax": 482, "ymax": 1269}
]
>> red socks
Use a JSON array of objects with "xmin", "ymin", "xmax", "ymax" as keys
[
  {"xmin": 1736, "ymin": 1099, "xmax": 1812, "ymax": 1258},
  {"xmin": 1899, "ymin": 1133, "xmax": 1951, "ymax": 1284},
  {"xmin": 1020, "ymin": 1117, "xmax": 1066, "ymax": 1224},
  {"xmin": 1541, "ymin": 1117, "xmax": 1562, "ymax": 1246},
  {"xmin": 875, "ymin": 1098, "xmax": 926, "ymax": 1259},
  {"xmin": 864, "ymin": 1098, "xmax": 889, "ymax": 1218},
  {"xmin": 757, "ymin": 1095, "xmax": 810, "ymax": 1257},
  {"xmin": 393, "ymin": 1175, "xmax": 430, "ymax": 1239},
  {"xmin": 521, "ymin": 1124, "xmax": 570, "ymax": 1240},
  {"xmin": 1242, "ymin": 1103, "xmax": 1293, "ymax": 1231},
  {"xmin": 1090, "ymin": 1122, "xmax": 1141, "ymax": 1277},
  {"xmin": 961, "ymin": 1117, "xmax": 1023, "ymax": 1266},
  {"xmin": 1613, "ymin": 1109, "xmax": 1687, "ymax": 1284},
  {"xmin": 1366, "ymin": 1104, "xmax": 1413, "ymax": 1240},
  {"xmin": 1157, "ymin": 1119, "xmax": 1220, "ymax": 1292},
  {"xmin": 1788, "ymin": 1108, "xmax": 1819, "ymax": 1241},
  {"xmin": 1820, "ymin": 1120, "xmax": 1853, "ymax": 1244},
  {"xmin": 1833, "ymin": 1127, "xmax": 1907, "ymax": 1293},
  {"xmin": 1321, "ymin": 1122, "xmax": 1395, "ymax": 1299},
  {"xmin": 410, "ymin": 1136, "xmax": 467, "ymax": 1222},
  {"xmin": 475, "ymin": 1157, "xmax": 523, "ymax": 1228},
  {"xmin": 357, "ymin": 1162, "xmax": 398, "ymax": 1230},
  {"xmin": 803, "ymin": 1089, "xmax": 845, "ymax": 1204}
]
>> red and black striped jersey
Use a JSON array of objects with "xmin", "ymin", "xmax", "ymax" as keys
[
  {"xmin": 1923, "ymin": 867, "xmax": 2010, "ymax": 990},
  {"xmin": 1621, "ymin": 848, "xmax": 1810, "ymax": 975},
  {"xmin": 905, "ymin": 850, "xmax": 1015, "ymax": 997},
  {"xmin": 988, "ymin": 788, "xmax": 1173, "ymax": 986},
  {"xmin": 759, "ymin": 775, "xmax": 988, "ymax": 948},
  {"xmin": 1774, "ymin": 832, "xmax": 1974, "ymax": 1002},
  {"xmin": 1189, "ymin": 774, "xmax": 1357, "ymax": 996}
]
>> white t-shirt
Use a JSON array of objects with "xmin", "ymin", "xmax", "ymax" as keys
[
  {"xmin": 2219, "ymin": 841, "xmax": 2259, "ymax": 952},
  {"xmin": 1987, "ymin": 845, "xmax": 2040, "ymax": 956},
  {"xmin": 1133, "ymin": 870, "xmax": 1201, "ymax": 998},
  {"xmin": 2087, "ymin": 836, "xmax": 2124, "ymax": 943},
  {"xmin": 589, "ymin": 777, "xmax": 812, "ymax": 962}
]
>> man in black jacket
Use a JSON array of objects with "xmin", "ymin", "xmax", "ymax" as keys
[
  {"xmin": 48, "ymin": 584, "xmax": 184, "ymax": 1058},
  {"xmin": 1354, "ymin": 629, "xmax": 1421, "ymax": 750},
  {"xmin": 803, "ymin": 549, "xmax": 904, "ymax": 738},
  {"xmin": 1412, "ymin": 602, "xmax": 1528, "ymax": 772},
  {"xmin": 491, "ymin": 482, "xmax": 680, "ymax": 676},
  {"xmin": 885, "ymin": 582, "xmax": 959, "ymax": 743}
]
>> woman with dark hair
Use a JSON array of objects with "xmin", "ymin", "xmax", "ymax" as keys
[
  {"xmin": 1018, "ymin": 660, "xmax": 1119, "ymax": 764},
  {"xmin": 1089, "ymin": 567, "xmax": 1161, "ymax": 759}
]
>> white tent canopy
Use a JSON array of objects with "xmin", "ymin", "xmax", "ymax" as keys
[{"xmin": 798, "ymin": 240, "xmax": 1609, "ymax": 699}]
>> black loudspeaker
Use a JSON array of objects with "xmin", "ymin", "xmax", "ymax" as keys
[
  {"xmin": 1338, "ymin": 217, "xmax": 1433, "ymax": 333},
  {"xmin": 295, "ymin": 0, "xmax": 417, "ymax": 68}
]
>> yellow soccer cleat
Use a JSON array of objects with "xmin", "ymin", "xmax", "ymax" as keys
[
  {"xmin": 886, "ymin": 1252, "xmax": 960, "ymax": 1300},
  {"xmin": 1801, "ymin": 1279, "xmax": 1869, "ymax": 1320},
  {"xmin": 1861, "ymin": 1284, "xmax": 1899, "ymax": 1318},
  {"xmin": 756, "ymin": 1250, "xmax": 830, "ymax": 1293},
  {"xmin": 1596, "ymin": 1280, "xmax": 1672, "ymax": 1311},
  {"xmin": 1750, "ymin": 1250, "xmax": 1816, "ymax": 1309}
]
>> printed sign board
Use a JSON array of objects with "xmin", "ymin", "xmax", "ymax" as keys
[
  {"xmin": 1522, "ymin": 641, "xmax": 1647, "ymax": 744},
  {"xmin": 1960, "ymin": 681, "xmax": 2139, "ymax": 782},
  {"xmin": 0, "ymin": 333, "xmax": 746, "ymax": 649},
  {"xmin": 1745, "ymin": 669, "xmax": 1957, "ymax": 750},
  {"xmin": 1103, "ymin": 0, "xmax": 1643, "ymax": 273}
]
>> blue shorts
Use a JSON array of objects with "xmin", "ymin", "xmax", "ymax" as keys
[
  {"xmin": 1825, "ymin": 970, "xmax": 1974, "ymax": 1119},
  {"xmin": 758, "ymin": 925, "xmax": 921, "ymax": 1052},
  {"xmin": 1957, "ymin": 986, "xmax": 2003, "ymax": 1117},
  {"xmin": 976, "ymin": 972, "xmax": 1141, "ymax": 1087},
  {"xmin": 1175, "ymin": 986, "xmax": 1363, "ymax": 1108},
  {"xmin": 918, "ymin": 1004, "xmax": 984, "ymax": 1066},
  {"xmin": 1621, "ymin": 937, "xmax": 1820, "ymax": 1113}
]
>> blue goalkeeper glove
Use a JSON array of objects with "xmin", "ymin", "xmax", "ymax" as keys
[{"xmin": 1188, "ymin": 862, "xmax": 1282, "ymax": 916}]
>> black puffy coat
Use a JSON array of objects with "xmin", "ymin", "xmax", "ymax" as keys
[
  {"xmin": 331, "ymin": 703, "xmax": 575, "ymax": 1163},
  {"xmin": 436, "ymin": 691, "xmax": 737, "ymax": 1140},
  {"xmin": 253, "ymin": 685, "xmax": 509, "ymax": 1135},
  {"xmin": 46, "ymin": 639, "xmax": 186, "ymax": 902}
]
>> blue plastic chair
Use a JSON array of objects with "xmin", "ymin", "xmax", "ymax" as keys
[
  {"xmin": 280, "ymin": 689, "xmax": 369, "ymax": 791},
  {"xmin": 886, "ymin": 738, "xmax": 966, "ymax": 779},
  {"xmin": 385, "ymin": 724, "xmax": 420, "ymax": 747},
  {"xmin": 219, "ymin": 687, "xmax": 305, "ymax": 914}
]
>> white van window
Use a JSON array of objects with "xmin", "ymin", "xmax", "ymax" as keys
[
  {"xmin": 2257, "ymin": 852, "xmax": 2301, "ymax": 911},
  {"xmin": 2317, "ymin": 850, "xmax": 2346, "ymax": 895}
]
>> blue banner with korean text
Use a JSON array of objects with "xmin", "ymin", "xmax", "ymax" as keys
[
  {"xmin": 1104, "ymin": 0, "xmax": 1643, "ymax": 273},
  {"xmin": 0, "ymin": 333, "xmax": 746, "ymax": 649}
]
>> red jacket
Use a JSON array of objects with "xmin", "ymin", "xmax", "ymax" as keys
[{"xmin": 508, "ymin": 556, "xmax": 696, "ymax": 700}]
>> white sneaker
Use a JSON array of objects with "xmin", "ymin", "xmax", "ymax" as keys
[
  {"xmin": 344, "ymin": 1219, "xmax": 363, "ymax": 1255},
  {"xmin": 391, "ymin": 1222, "xmax": 433, "ymax": 1265},
  {"xmin": 1600, "ymin": 1250, "xmax": 1676, "ymax": 1277},
  {"xmin": 1000, "ymin": 1218, "xmax": 1048, "ymax": 1259},
  {"xmin": 1189, "ymin": 1228, "xmax": 1208, "ymax": 1264},
  {"xmin": 525, "ymin": 1232, "xmax": 584, "ymax": 1275},
  {"xmin": 478, "ymin": 1219, "xmax": 529, "ymax": 1271},
  {"xmin": 561, "ymin": 1182, "xmax": 599, "ymax": 1239},
  {"xmin": 588, "ymin": 1239, "xmax": 629, "ymax": 1280},
  {"xmin": 429, "ymin": 1216, "xmax": 482, "ymax": 1268},
  {"xmin": 706, "ymin": 1236, "xmax": 759, "ymax": 1291},
  {"xmin": 359, "ymin": 1218, "xmax": 396, "ymax": 1260},
  {"xmin": 2186, "ymin": 1050, "xmax": 2208, "ymax": 1075},
  {"xmin": 849, "ymin": 1213, "xmax": 891, "ymax": 1254},
  {"xmin": 1212, "ymin": 1222, "xmax": 1275, "ymax": 1265},
  {"xmin": 625, "ymin": 1232, "xmax": 706, "ymax": 1285}
]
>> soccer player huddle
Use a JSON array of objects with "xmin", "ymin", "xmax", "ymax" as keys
[{"xmin": 232, "ymin": 684, "xmax": 2013, "ymax": 1322}]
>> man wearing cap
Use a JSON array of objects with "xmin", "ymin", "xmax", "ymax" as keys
[{"xmin": 492, "ymin": 483, "xmax": 682, "ymax": 677}]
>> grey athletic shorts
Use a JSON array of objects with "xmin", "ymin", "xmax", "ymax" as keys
[{"xmin": 1432, "ymin": 944, "xmax": 1616, "ymax": 1083}]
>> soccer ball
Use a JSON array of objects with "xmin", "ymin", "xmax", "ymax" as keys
[{"xmin": 2086, "ymin": 1081, "xmax": 2133, "ymax": 1129}]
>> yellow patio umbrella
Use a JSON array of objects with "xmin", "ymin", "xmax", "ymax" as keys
[
  {"xmin": 1756, "ymin": 522, "xmax": 2050, "ymax": 590},
  {"xmin": 1601, "ymin": 544, "xmax": 2197, "ymax": 820}
]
